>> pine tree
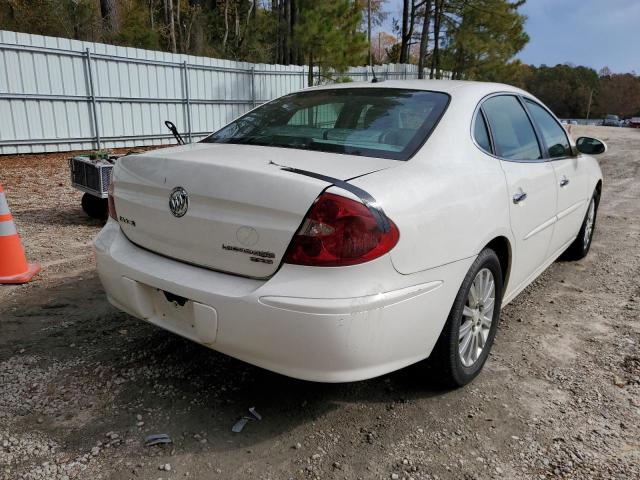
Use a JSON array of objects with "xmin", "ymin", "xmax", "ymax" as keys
[
  {"xmin": 441, "ymin": 0, "xmax": 529, "ymax": 80},
  {"xmin": 294, "ymin": 0, "xmax": 368, "ymax": 86}
]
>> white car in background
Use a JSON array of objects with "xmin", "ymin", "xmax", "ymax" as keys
[{"xmin": 95, "ymin": 80, "xmax": 605, "ymax": 386}]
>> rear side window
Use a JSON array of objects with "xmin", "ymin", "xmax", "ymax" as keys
[
  {"xmin": 482, "ymin": 95, "xmax": 541, "ymax": 161},
  {"xmin": 474, "ymin": 113, "xmax": 492, "ymax": 153},
  {"xmin": 204, "ymin": 88, "xmax": 450, "ymax": 161},
  {"xmin": 524, "ymin": 99, "xmax": 571, "ymax": 158}
]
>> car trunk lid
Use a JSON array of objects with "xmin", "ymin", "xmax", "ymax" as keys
[{"xmin": 112, "ymin": 142, "xmax": 394, "ymax": 278}]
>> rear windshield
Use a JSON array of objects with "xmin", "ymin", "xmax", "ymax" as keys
[{"xmin": 202, "ymin": 88, "xmax": 449, "ymax": 160}]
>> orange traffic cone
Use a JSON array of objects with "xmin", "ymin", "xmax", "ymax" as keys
[{"xmin": 0, "ymin": 184, "xmax": 41, "ymax": 284}]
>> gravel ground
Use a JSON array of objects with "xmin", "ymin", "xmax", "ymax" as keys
[{"xmin": 0, "ymin": 126, "xmax": 638, "ymax": 480}]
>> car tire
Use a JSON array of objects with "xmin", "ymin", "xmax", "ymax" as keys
[
  {"xmin": 563, "ymin": 190, "xmax": 599, "ymax": 261},
  {"xmin": 430, "ymin": 248, "xmax": 503, "ymax": 388},
  {"xmin": 81, "ymin": 193, "xmax": 108, "ymax": 220}
]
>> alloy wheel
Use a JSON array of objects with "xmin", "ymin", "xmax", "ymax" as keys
[
  {"xmin": 459, "ymin": 268, "xmax": 495, "ymax": 367},
  {"xmin": 583, "ymin": 198, "xmax": 595, "ymax": 250}
]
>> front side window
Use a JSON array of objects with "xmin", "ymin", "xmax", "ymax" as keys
[
  {"xmin": 482, "ymin": 95, "xmax": 541, "ymax": 161},
  {"xmin": 524, "ymin": 99, "xmax": 571, "ymax": 158},
  {"xmin": 203, "ymin": 88, "xmax": 450, "ymax": 160}
]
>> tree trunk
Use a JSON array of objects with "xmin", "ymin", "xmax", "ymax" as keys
[
  {"xmin": 239, "ymin": 0, "xmax": 255, "ymax": 50},
  {"xmin": 400, "ymin": 0, "xmax": 419, "ymax": 64},
  {"xmin": 192, "ymin": 12, "xmax": 204, "ymax": 54},
  {"xmin": 452, "ymin": 46, "xmax": 465, "ymax": 79},
  {"xmin": 234, "ymin": 0, "xmax": 240, "ymax": 47},
  {"xmin": 185, "ymin": 8, "xmax": 196, "ymax": 54},
  {"xmin": 367, "ymin": 0, "xmax": 372, "ymax": 66},
  {"xmin": 284, "ymin": 0, "xmax": 291, "ymax": 64},
  {"xmin": 307, "ymin": 51, "xmax": 314, "ymax": 87},
  {"xmin": 222, "ymin": 0, "xmax": 229, "ymax": 48},
  {"xmin": 417, "ymin": 0, "xmax": 431, "ymax": 79},
  {"xmin": 168, "ymin": 0, "xmax": 177, "ymax": 53},
  {"xmin": 289, "ymin": 0, "xmax": 299, "ymax": 64},
  {"xmin": 276, "ymin": 0, "xmax": 283, "ymax": 63},
  {"xmin": 100, "ymin": 0, "xmax": 118, "ymax": 34},
  {"xmin": 430, "ymin": 0, "xmax": 442, "ymax": 79},
  {"xmin": 5, "ymin": 1, "xmax": 16, "ymax": 23},
  {"xmin": 400, "ymin": 0, "xmax": 410, "ymax": 63},
  {"xmin": 272, "ymin": 0, "xmax": 279, "ymax": 63},
  {"xmin": 176, "ymin": 0, "xmax": 181, "ymax": 52}
]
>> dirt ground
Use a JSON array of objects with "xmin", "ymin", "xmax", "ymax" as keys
[{"xmin": 0, "ymin": 126, "xmax": 638, "ymax": 480}]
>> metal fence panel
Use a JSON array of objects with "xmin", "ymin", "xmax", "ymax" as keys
[{"xmin": 0, "ymin": 29, "xmax": 445, "ymax": 155}]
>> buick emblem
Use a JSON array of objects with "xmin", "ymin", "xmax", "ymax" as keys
[
  {"xmin": 236, "ymin": 226, "xmax": 259, "ymax": 247},
  {"xmin": 169, "ymin": 187, "xmax": 189, "ymax": 217}
]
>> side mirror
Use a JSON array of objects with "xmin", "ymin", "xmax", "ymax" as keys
[{"xmin": 576, "ymin": 137, "xmax": 607, "ymax": 155}]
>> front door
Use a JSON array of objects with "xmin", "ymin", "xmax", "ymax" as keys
[
  {"xmin": 549, "ymin": 157, "xmax": 590, "ymax": 252},
  {"xmin": 522, "ymin": 98, "xmax": 590, "ymax": 254}
]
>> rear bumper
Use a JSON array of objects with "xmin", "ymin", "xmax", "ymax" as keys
[{"xmin": 94, "ymin": 220, "xmax": 471, "ymax": 382}]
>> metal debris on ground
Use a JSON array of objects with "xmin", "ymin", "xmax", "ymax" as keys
[
  {"xmin": 231, "ymin": 417, "xmax": 251, "ymax": 433},
  {"xmin": 248, "ymin": 407, "xmax": 262, "ymax": 420},
  {"xmin": 232, "ymin": 407, "xmax": 263, "ymax": 433},
  {"xmin": 144, "ymin": 433, "xmax": 173, "ymax": 446}
]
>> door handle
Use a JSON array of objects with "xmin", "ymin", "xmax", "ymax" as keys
[
  {"xmin": 560, "ymin": 177, "xmax": 570, "ymax": 187},
  {"xmin": 513, "ymin": 191, "xmax": 527, "ymax": 204}
]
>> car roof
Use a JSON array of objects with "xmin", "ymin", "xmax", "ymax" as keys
[{"xmin": 304, "ymin": 79, "xmax": 528, "ymax": 98}]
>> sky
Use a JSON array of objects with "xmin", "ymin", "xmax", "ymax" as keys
[{"xmin": 380, "ymin": 0, "xmax": 640, "ymax": 73}]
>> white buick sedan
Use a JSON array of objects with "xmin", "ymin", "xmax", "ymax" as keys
[{"xmin": 95, "ymin": 80, "xmax": 605, "ymax": 386}]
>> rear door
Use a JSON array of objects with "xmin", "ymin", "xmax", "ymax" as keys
[
  {"xmin": 480, "ymin": 95, "xmax": 558, "ymax": 290},
  {"xmin": 523, "ymin": 98, "xmax": 590, "ymax": 254}
]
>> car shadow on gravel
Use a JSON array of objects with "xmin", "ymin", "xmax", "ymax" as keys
[
  {"xmin": 15, "ymin": 206, "xmax": 104, "ymax": 227},
  {"xmin": 0, "ymin": 274, "xmax": 451, "ymax": 457}
]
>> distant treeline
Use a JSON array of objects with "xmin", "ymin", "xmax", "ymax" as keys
[
  {"xmin": 0, "ymin": 0, "xmax": 529, "ymax": 84},
  {"xmin": 1, "ymin": 1, "xmax": 638, "ymax": 117},
  {"xmin": 494, "ymin": 63, "xmax": 640, "ymax": 119}
]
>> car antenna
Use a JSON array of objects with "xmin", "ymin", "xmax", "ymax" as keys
[
  {"xmin": 371, "ymin": 65, "xmax": 380, "ymax": 83},
  {"xmin": 164, "ymin": 120, "xmax": 186, "ymax": 145}
]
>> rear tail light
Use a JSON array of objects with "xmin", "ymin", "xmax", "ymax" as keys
[
  {"xmin": 284, "ymin": 192, "xmax": 399, "ymax": 267},
  {"xmin": 107, "ymin": 182, "xmax": 117, "ymax": 220}
]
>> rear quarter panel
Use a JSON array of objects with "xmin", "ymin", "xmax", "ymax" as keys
[{"xmin": 352, "ymin": 89, "xmax": 513, "ymax": 276}]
